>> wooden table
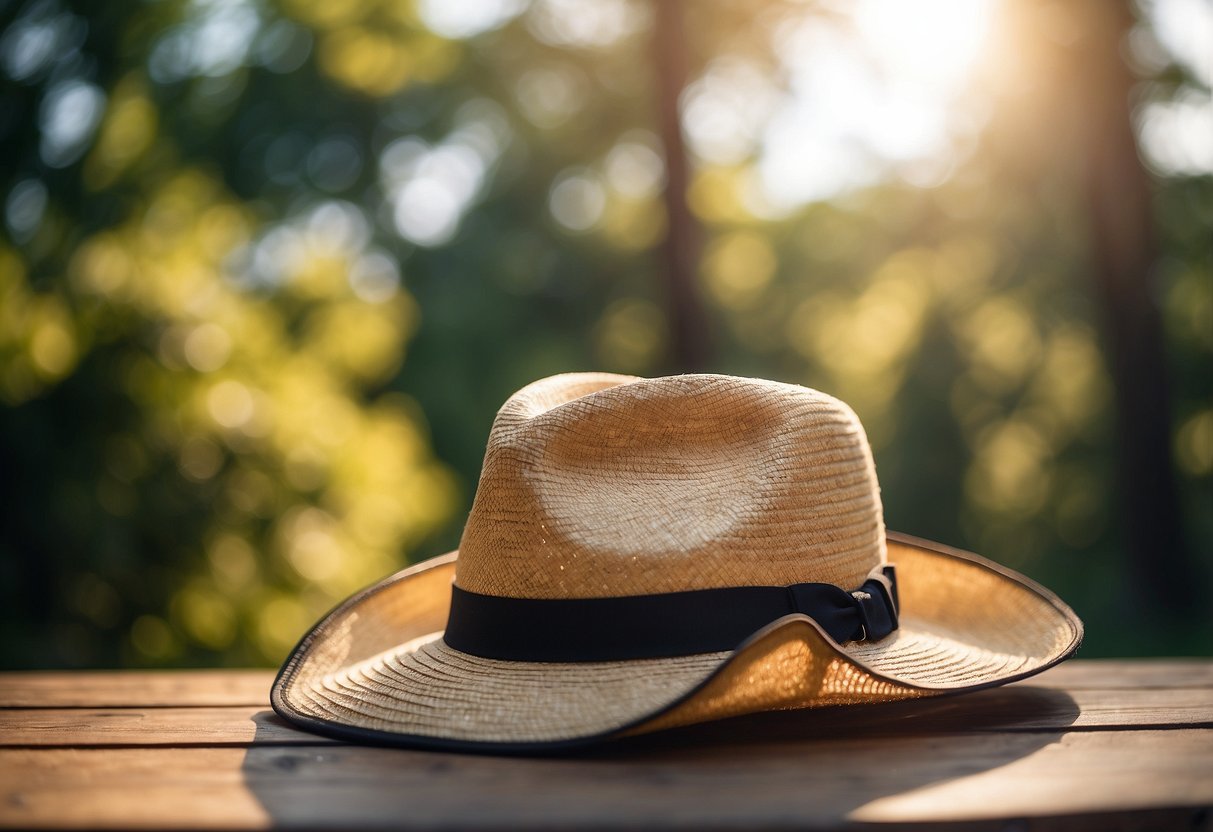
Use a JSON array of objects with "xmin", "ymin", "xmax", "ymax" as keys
[{"xmin": 1, "ymin": 660, "xmax": 1210, "ymax": 830}]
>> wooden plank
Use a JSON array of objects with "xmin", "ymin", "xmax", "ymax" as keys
[
  {"xmin": 0, "ymin": 747, "xmax": 269, "ymax": 830},
  {"xmin": 645, "ymin": 685, "xmax": 1213, "ymax": 748},
  {"xmin": 1029, "ymin": 659, "xmax": 1213, "ymax": 690},
  {"xmin": 848, "ymin": 730, "xmax": 1213, "ymax": 825},
  {"xmin": 0, "ymin": 707, "xmax": 327, "ymax": 748},
  {"xmin": 1, "ymin": 730, "xmax": 1210, "ymax": 830},
  {"xmin": 0, "ymin": 671, "xmax": 273, "ymax": 708},
  {"xmin": 2, "ymin": 684, "xmax": 1210, "ymax": 748},
  {"xmin": 0, "ymin": 660, "xmax": 1206, "ymax": 710}
]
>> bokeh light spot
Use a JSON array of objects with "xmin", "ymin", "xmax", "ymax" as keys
[
  {"xmin": 130, "ymin": 615, "xmax": 178, "ymax": 660},
  {"xmin": 957, "ymin": 296, "xmax": 1042, "ymax": 393},
  {"xmin": 39, "ymin": 79, "xmax": 105, "ymax": 168},
  {"xmin": 418, "ymin": 0, "xmax": 524, "ymax": 40},
  {"xmin": 179, "ymin": 435, "xmax": 224, "ymax": 482},
  {"xmin": 605, "ymin": 135, "xmax": 666, "ymax": 199},
  {"xmin": 966, "ymin": 419, "xmax": 1052, "ymax": 517},
  {"xmin": 5, "ymin": 179, "xmax": 48, "ymax": 242},
  {"xmin": 549, "ymin": 169, "xmax": 607, "ymax": 232},
  {"xmin": 515, "ymin": 66, "xmax": 586, "ymax": 129},
  {"xmin": 207, "ymin": 379, "xmax": 256, "ymax": 428},
  {"xmin": 1176, "ymin": 409, "xmax": 1213, "ymax": 476},
  {"xmin": 172, "ymin": 584, "xmax": 237, "ymax": 650},
  {"xmin": 29, "ymin": 310, "xmax": 77, "ymax": 377},
  {"xmin": 702, "ymin": 231, "xmax": 776, "ymax": 310},
  {"xmin": 184, "ymin": 322, "xmax": 232, "ymax": 372},
  {"xmin": 594, "ymin": 298, "xmax": 665, "ymax": 372},
  {"xmin": 527, "ymin": 0, "xmax": 650, "ymax": 50},
  {"xmin": 256, "ymin": 595, "xmax": 308, "ymax": 659}
]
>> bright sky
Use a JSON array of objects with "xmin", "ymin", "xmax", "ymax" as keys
[
  {"xmin": 419, "ymin": 0, "xmax": 1005, "ymax": 215},
  {"xmin": 1135, "ymin": 0, "xmax": 1213, "ymax": 177},
  {"xmin": 677, "ymin": 0, "xmax": 1212, "ymax": 212},
  {"xmin": 751, "ymin": 0, "xmax": 997, "ymax": 210},
  {"xmin": 19, "ymin": 0, "xmax": 1201, "ymax": 249},
  {"xmin": 406, "ymin": 0, "xmax": 1213, "ymax": 233},
  {"xmin": 476, "ymin": 0, "xmax": 1004, "ymax": 212}
]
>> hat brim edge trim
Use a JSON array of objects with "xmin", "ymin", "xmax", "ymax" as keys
[{"xmin": 270, "ymin": 532, "xmax": 1084, "ymax": 755}]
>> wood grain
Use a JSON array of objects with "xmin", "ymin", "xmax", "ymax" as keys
[
  {"xmin": 1, "ymin": 685, "xmax": 1210, "ymax": 748},
  {"xmin": 0, "ymin": 671, "xmax": 272, "ymax": 708},
  {"xmin": 1, "ymin": 659, "xmax": 1208, "ymax": 709},
  {"xmin": 0, "ymin": 707, "xmax": 324, "ymax": 747},
  {"xmin": 1, "ymin": 662, "xmax": 1210, "ymax": 830},
  {"xmin": 1, "ymin": 731, "xmax": 1210, "ymax": 830},
  {"xmin": 1029, "ymin": 658, "xmax": 1213, "ymax": 690}
]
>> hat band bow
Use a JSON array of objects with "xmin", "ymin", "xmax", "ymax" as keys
[{"xmin": 443, "ymin": 565, "xmax": 899, "ymax": 662}]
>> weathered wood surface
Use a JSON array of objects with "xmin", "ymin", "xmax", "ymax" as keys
[
  {"xmin": 0, "ymin": 670, "xmax": 272, "ymax": 708},
  {"xmin": 0, "ymin": 661, "xmax": 1210, "ymax": 830},
  {"xmin": 2, "ymin": 686, "xmax": 1212, "ymax": 748}
]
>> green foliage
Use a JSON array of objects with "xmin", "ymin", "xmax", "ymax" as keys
[{"xmin": 0, "ymin": 0, "xmax": 1209, "ymax": 667}]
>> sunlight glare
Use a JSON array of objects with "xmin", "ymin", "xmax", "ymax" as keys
[
  {"xmin": 417, "ymin": 0, "xmax": 525, "ymax": 40},
  {"xmin": 853, "ymin": 0, "xmax": 993, "ymax": 90},
  {"xmin": 757, "ymin": 0, "xmax": 995, "ymax": 210}
]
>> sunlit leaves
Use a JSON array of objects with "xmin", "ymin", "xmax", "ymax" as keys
[
  {"xmin": 594, "ymin": 297, "xmax": 666, "ymax": 372},
  {"xmin": 1176, "ymin": 409, "xmax": 1213, "ymax": 477},
  {"xmin": 84, "ymin": 75, "xmax": 158, "ymax": 190},
  {"xmin": 283, "ymin": 0, "xmax": 461, "ymax": 96},
  {"xmin": 8, "ymin": 155, "xmax": 453, "ymax": 664},
  {"xmin": 0, "ymin": 247, "xmax": 81, "ymax": 402},
  {"xmin": 701, "ymin": 231, "xmax": 776, "ymax": 311},
  {"xmin": 2, "ymin": 0, "xmax": 1210, "ymax": 669}
]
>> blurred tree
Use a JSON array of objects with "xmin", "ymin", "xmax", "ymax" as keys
[
  {"xmin": 689, "ymin": 0, "xmax": 1212, "ymax": 653},
  {"xmin": 1, "ymin": 0, "xmax": 1209, "ymax": 668},
  {"xmin": 1069, "ymin": 0, "xmax": 1194, "ymax": 615},
  {"xmin": 0, "ymin": 0, "xmax": 461, "ymax": 666},
  {"xmin": 652, "ymin": 0, "xmax": 710, "ymax": 371}
]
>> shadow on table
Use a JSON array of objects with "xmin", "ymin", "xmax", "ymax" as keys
[{"xmin": 240, "ymin": 685, "xmax": 1080, "ymax": 828}]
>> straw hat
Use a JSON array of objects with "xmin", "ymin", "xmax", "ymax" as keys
[{"xmin": 272, "ymin": 373, "xmax": 1083, "ymax": 751}]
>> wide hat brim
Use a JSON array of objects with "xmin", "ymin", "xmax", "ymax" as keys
[{"xmin": 271, "ymin": 532, "xmax": 1082, "ymax": 752}]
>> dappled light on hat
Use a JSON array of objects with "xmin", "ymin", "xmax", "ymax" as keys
[
  {"xmin": 273, "ymin": 374, "xmax": 1081, "ymax": 749},
  {"xmin": 634, "ymin": 640, "xmax": 927, "ymax": 737}
]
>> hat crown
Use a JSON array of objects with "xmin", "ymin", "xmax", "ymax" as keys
[{"xmin": 456, "ymin": 373, "xmax": 886, "ymax": 598}]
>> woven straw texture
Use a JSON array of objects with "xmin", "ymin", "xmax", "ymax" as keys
[
  {"xmin": 458, "ymin": 373, "xmax": 886, "ymax": 597},
  {"xmin": 273, "ymin": 373, "xmax": 1082, "ymax": 747}
]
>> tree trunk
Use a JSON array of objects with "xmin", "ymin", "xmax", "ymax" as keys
[
  {"xmin": 651, "ymin": 0, "xmax": 711, "ymax": 372},
  {"xmin": 1077, "ymin": 0, "xmax": 1195, "ymax": 614}
]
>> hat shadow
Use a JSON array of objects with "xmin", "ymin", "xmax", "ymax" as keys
[{"xmin": 240, "ymin": 684, "xmax": 1079, "ymax": 828}]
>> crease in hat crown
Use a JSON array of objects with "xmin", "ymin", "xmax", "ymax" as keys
[{"xmin": 454, "ymin": 372, "xmax": 889, "ymax": 600}]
